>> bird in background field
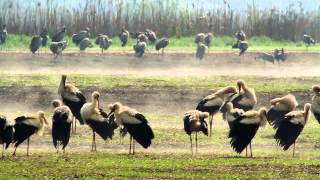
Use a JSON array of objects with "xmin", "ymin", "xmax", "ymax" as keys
[
  {"xmin": 183, "ymin": 110, "xmax": 209, "ymax": 154},
  {"xmin": 50, "ymin": 41, "xmax": 67, "ymax": 59},
  {"xmin": 12, "ymin": 111, "xmax": 48, "ymax": 156},
  {"xmin": 58, "ymin": 75, "xmax": 86, "ymax": 133},
  {"xmin": 0, "ymin": 114, "xmax": 13, "ymax": 158},
  {"xmin": 79, "ymin": 38, "xmax": 93, "ymax": 51},
  {"xmin": 72, "ymin": 27, "xmax": 90, "ymax": 45},
  {"xmin": 196, "ymin": 43, "xmax": 207, "ymax": 60},
  {"xmin": 96, "ymin": 34, "xmax": 112, "ymax": 54},
  {"xmin": 145, "ymin": 29, "xmax": 157, "ymax": 44},
  {"xmin": 80, "ymin": 91, "xmax": 117, "ymax": 152},
  {"xmin": 228, "ymin": 107, "xmax": 267, "ymax": 157},
  {"xmin": 108, "ymin": 102, "xmax": 154, "ymax": 155},
  {"xmin": 266, "ymin": 94, "xmax": 298, "ymax": 129},
  {"xmin": 311, "ymin": 85, "xmax": 320, "ymax": 124},
  {"xmin": 303, "ymin": 32, "xmax": 316, "ymax": 47},
  {"xmin": 196, "ymin": 86, "xmax": 237, "ymax": 137},
  {"xmin": 204, "ymin": 33, "xmax": 213, "ymax": 47},
  {"xmin": 137, "ymin": 33, "xmax": 148, "ymax": 43},
  {"xmin": 232, "ymin": 40, "xmax": 248, "ymax": 56},
  {"xmin": 40, "ymin": 28, "xmax": 49, "ymax": 47},
  {"xmin": 155, "ymin": 38, "xmax": 170, "ymax": 55},
  {"xmin": 119, "ymin": 28, "xmax": 130, "ymax": 47},
  {"xmin": 130, "ymin": 31, "xmax": 144, "ymax": 39},
  {"xmin": 51, "ymin": 99, "xmax": 72, "ymax": 152},
  {"xmin": 0, "ymin": 24, "xmax": 7, "ymax": 45},
  {"xmin": 235, "ymin": 31, "xmax": 247, "ymax": 41},
  {"xmin": 274, "ymin": 48, "xmax": 287, "ymax": 62},
  {"xmin": 274, "ymin": 103, "xmax": 311, "ymax": 157},
  {"xmin": 52, "ymin": 26, "xmax": 67, "ymax": 42},
  {"xmin": 134, "ymin": 41, "xmax": 147, "ymax": 57},
  {"xmin": 195, "ymin": 33, "xmax": 205, "ymax": 44},
  {"xmin": 29, "ymin": 35, "xmax": 42, "ymax": 55}
]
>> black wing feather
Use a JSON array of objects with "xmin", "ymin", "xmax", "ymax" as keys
[
  {"xmin": 266, "ymin": 108, "xmax": 290, "ymax": 129},
  {"xmin": 62, "ymin": 92, "xmax": 86, "ymax": 124},
  {"xmin": 52, "ymin": 111, "xmax": 71, "ymax": 149}
]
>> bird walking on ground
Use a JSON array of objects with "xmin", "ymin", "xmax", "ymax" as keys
[
  {"xmin": 274, "ymin": 48, "xmax": 287, "ymax": 63},
  {"xmin": 72, "ymin": 27, "xmax": 90, "ymax": 45},
  {"xmin": 274, "ymin": 103, "xmax": 311, "ymax": 157},
  {"xmin": 0, "ymin": 115, "xmax": 13, "ymax": 158},
  {"xmin": 155, "ymin": 38, "xmax": 170, "ymax": 55},
  {"xmin": 183, "ymin": 110, "xmax": 209, "ymax": 154},
  {"xmin": 79, "ymin": 38, "xmax": 93, "ymax": 51},
  {"xmin": 196, "ymin": 86, "xmax": 237, "ymax": 137},
  {"xmin": 50, "ymin": 41, "xmax": 67, "ymax": 59},
  {"xmin": 311, "ymin": 85, "xmax": 320, "ymax": 124},
  {"xmin": 108, "ymin": 102, "xmax": 154, "ymax": 155},
  {"xmin": 30, "ymin": 35, "xmax": 42, "ymax": 55},
  {"xmin": 228, "ymin": 107, "xmax": 267, "ymax": 157},
  {"xmin": 51, "ymin": 99, "xmax": 72, "ymax": 152},
  {"xmin": 12, "ymin": 111, "xmax": 48, "ymax": 156},
  {"xmin": 52, "ymin": 26, "xmax": 67, "ymax": 42},
  {"xmin": 58, "ymin": 75, "xmax": 86, "ymax": 133},
  {"xmin": 80, "ymin": 91, "xmax": 117, "ymax": 152},
  {"xmin": 303, "ymin": 32, "xmax": 315, "ymax": 48},
  {"xmin": 96, "ymin": 34, "xmax": 112, "ymax": 54},
  {"xmin": 119, "ymin": 28, "xmax": 130, "ymax": 47},
  {"xmin": 266, "ymin": 94, "xmax": 298, "ymax": 128},
  {"xmin": 134, "ymin": 41, "xmax": 147, "ymax": 57},
  {"xmin": 232, "ymin": 40, "xmax": 248, "ymax": 56}
]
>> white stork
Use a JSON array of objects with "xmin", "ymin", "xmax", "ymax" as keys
[{"xmin": 108, "ymin": 102, "xmax": 154, "ymax": 155}]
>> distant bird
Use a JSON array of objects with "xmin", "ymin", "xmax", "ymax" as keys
[
  {"xmin": 12, "ymin": 111, "xmax": 48, "ymax": 156},
  {"xmin": 50, "ymin": 41, "xmax": 67, "ymax": 58},
  {"xmin": 254, "ymin": 52, "xmax": 275, "ymax": 64},
  {"xmin": 235, "ymin": 31, "xmax": 247, "ymax": 41},
  {"xmin": 274, "ymin": 48, "xmax": 287, "ymax": 62},
  {"xmin": 80, "ymin": 91, "xmax": 117, "ymax": 152},
  {"xmin": 303, "ymin": 32, "xmax": 315, "ymax": 46},
  {"xmin": 266, "ymin": 94, "xmax": 298, "ymax": 129},
  {"xmin": 79, "ymin": 38, "xmax": 93, "ymax": 51},
  {"xmin": 274, "ymin": 103, "xmax": 311, "ymax": 157},
  {"xmin": 196, "ymin": 43, "xmax": 207, "ymax": 60},
  {"xmin": 40, "ymin": 28, "xmax": 49, "ymax": 46},
  {"xmin": 72, "ymin": 27, "xmax": 90, "ymax": 45},
  {"xmin": 108, "ymin": 102, "xmax": 154, "ymax": 155},
  {"xmin": 96, "ymin": 34, "xmax": 112, "ymax": 54},
  {"xmin": 311, "ymin": 85, "xmax": 320, "ymax": 124},
  {"xmin": 196, "ymin": 86, "xmax": 237, "ymax": 137},
  {"xmin": 137, "ymin": 33, "xmax": 148, "ymax": 43},
  {"xmin": 145, "ymin": 29, "xmax": 157, "ymax": 43},
  {"xmin": 232, "ymin": 41, "xmax": 248, "ymax": 56},
  {"xmin": 134, "ymin": 41, "xmax": 147, "ymax": 57},
  {"xmin": 183, "ymin": 110, "xmax": 209, "ymax": 154},
  {"xmin": 0, "ymin": 114, "xmax": 13, "ymax": 158},
  {"xmin": 29, "ymin": 35, "xmax": 42, "ymax": 54},
  {"xmin": 155, "ymin": 38, "xmax": 170, "ymax": 55},
  {"xmin": 228, "ymin": 107, "xmax": 267, "ymax": 157},
  {"xmin": 58, "ymin": 75, "xmax": 86, "ymax": 132},
  {"xmin": 195, "ymin": 33, "xmax": 205, "ymax": 44},
  {"xmin": 119, "ymin": 28, "xmax": 130, "ymax": 47},
  {"xmin": 204, "ymin": 33, "xmax": 213, "ymax": 47},
  {"xmin": 51, "ymin": 99, "xmax": 72, "ymax": 152},
  {"xmin": 0, "ymin": 24, "xmax": 7, "ymax": 44},
  {"xmin": 52, "ymin": 26, "xmax": 67, "ymax": 42},
  {"xmin": 130, "ymin": 32, "xmax": 144, "ymax": 39}
]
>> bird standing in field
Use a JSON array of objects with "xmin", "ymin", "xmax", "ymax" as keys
[
  {"xmin": 155, "ymin": 38, "xmax": 170, "ymax": 55},
  {"xmin": 235, "ymin": 31, "xmax": 247, "ymax": 41},
  {"xmin": 204, "ymin": 33, "xmax": 213, "ymax": 47},
  {"xmin": 51, "ymin": 99, "xmax": 72, "ymax": 152},
  {"xmin": 0, "ymin": 115, "xmax": 13, "ymax": 158},
  {"xmin": 232, "ymin": 40, "xmax": 248, "ymax": 56},
  {"xmin": 40, "ymin": 28, "xmax": 49, "ymax": 47},
  {"xmin": 195, "ymin": 33, "xmax": 205, "ymax": 44},
  {"xmin": 274, "ymin": 48, "xmax": 287, "ymax": 63},
  {"xmin": 0, "ymin": 24, "xmax": 7, "ymax": 45},
  {"xmin": 119, "ymin": 28, "xmax": 130, "ymax": 47},
  {"xmin": 50, "ymin": 41, "xmax": 67, "ymax": 59},
  {"xmin": 29, "ymin": 35, "xmax": 43, "ymax": 55},
  {"xmin": 72, "ymin": 27, "xmax": 90, "ymax": 45},
  {"xmin": 79, "ymin": 38, "xmax": 93, "ymax": 51},
  {"xmin": 266, "ymin": 94, "xmax": 298, "ymax": 128},
  {"xmin": 303, "ymin": 32, "xmax": 315, "ymax": 47},
  {"xmin": 145, "ymin": 29, "xmax": 157, "ymax": 44},
  {"xmin": 96, "ymin": 34, "xmax": 112, "ymax": 54},
  {"xmin": 274, "ymin": 103, "xmax": 311, "ymax": 157},
  {"xmin": 196, "ymin": 43, "xmax": 207, "ymax": 60},
  {"xmin": 12, "ymin": 111, "xmax": 48, "ymax": 156},
  {"xmin": 137, "ymin": 33, "xmax": 148, "ymax": 43},
  {"xmin": 183, "ymin": 110, "xmax": 209, "ymax": 154},
  {"xmin": 228, "ymin": 107, "xmax": 267, "ymax": 157},
  {"xmin": 58, "ymin": 75, "xmax": 86, "ymax": 133},
  {"xmin": 80, "ymin": 91, "xmax": 117, "ymax": 152},
  {"xmin": 108, "ymin": 102, "xmax": 154, "ymax": 155},
  {"xmin": 52, "ymin": 26, "xmax": 67, "ymax": 42},
  {"xmin": 311, "ymin": 85, "xmax": 320, "ymax": 124},
  {"xmin": 196, "ymin": 86, "xmax": 237, "ymax": 137},
  {"xmin": 134, "ymin": 41, "xmax": 147, "ymax": 57}
]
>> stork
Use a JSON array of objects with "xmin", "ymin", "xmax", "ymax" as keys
[
  {"xmin": 12, "ymin": 111, "xmax": 48, "ymax": 156},
  {"xmin": 72, "ymin": 27, "xmax": 90, "ymax": 45},
  {"xmin": 119, "ymin": 28, "xmax": 130, "ymax": 47},
  {"xmin": 108, "ymin": 102, "xmax": 154, "ymax": 155},
  {"xmin": 52, "ymin": 26, "xmax": 67, "ymax": 42},
  {"xmin": 30, "ymin": 35, "xmax": 42, "ymax": 55},
  {"xmin": 0, "ymin": 114, "xmax": 13, "ymax": 158},
  {"xmin": 196, "ymin": 86, "xmax": 237, "ymax": 136},
  {"xmin": 274, "ymin": 103, "xmax": 311, "ymax": 157},
  {"xmin": 311, "ymin": 85, "xmax": 320, "ymax": 124},
  {"xmin": 183, "ymin": 110, "xmax": 209, "ymax": 154},
  {"xmin": 155, "ymin": 38, "xmax": 170, "ymax": 55},
  {"xmin": 80, "ymin": 91, "xmax": 117, "ymax": 152}
]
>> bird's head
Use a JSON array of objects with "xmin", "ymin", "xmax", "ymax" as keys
[
  {"xmin": 226, "ymin": 102, "xmax": 234, "ymax": 111},
  {"xmin": 52, "ymin": 99, "xmax": 62, "ymax": 108},
  {"xmin": 236, "ymin": 79, "xmax": 246, "ymax": 93},
  {"xmin": 108, "ymin": 102, "xmax": 122, "ymax": 112},
  {"xmin": 61, "ymin": 74, "xmax": 67, "ymax": 81},
  {"xmin": 38, "ymin": 111, "xmax": 49, "ymax": 125},
  {"xmin": 312, "ymin": 85, "xmax": 320, "ymax": 94},
  {"xmin": 92, "ymin": 91, "xmax": 100, "ymax": 100}
]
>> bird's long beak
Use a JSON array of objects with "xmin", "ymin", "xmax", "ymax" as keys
[{"xmin": 238, "ymin": 84, "xmax": 241, "ymax": 93}]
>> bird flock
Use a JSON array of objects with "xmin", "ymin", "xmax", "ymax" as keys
[
  {"xmin": 0, "ymin": 76, "xmax": 319, "ymax": 158},
  {"xmin": 0, "ymin": 24, "xmax": 316, "ymax": 60}
]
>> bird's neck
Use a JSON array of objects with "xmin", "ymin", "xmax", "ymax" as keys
[{"xmin": 58, "ymin": 77, "xmax": 66, "ymax": 95}]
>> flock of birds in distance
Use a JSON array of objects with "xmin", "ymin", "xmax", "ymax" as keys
[
  {"xmin": 0, "ymin": 24, "xmax": 317, "ymax": 62},
  {"xmin": 0, "ymin": 75, "xmax": 320, "ymax": 158}
]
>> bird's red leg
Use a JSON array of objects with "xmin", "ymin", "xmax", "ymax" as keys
[
  {"xmin": 133, "ymin": 140, "xmax": 135, "ymax": 155},
  {"xmin": 250, "ymin": 142, "xmax": 253, "ymax": 158},
  {"xmin": 209, "ymin": 115, "xmax": 213, "ymax": 137},
  {"xmin": 74, "ymin": 117, "xmax": 77, "ymax": 133},
  {"xmin": 27, "ymin": 138, "xmax": 30, "ymax": 156},
  {"xmin": 129, "ymin": 135, "xmax": 132, "ymax": 155},
  {"xmin": 12, "ymin": 147, "xmax": 17, "ymax": 156},
  {"xmin": 293, "ymin": 142, "xmax": 296, "ymax": 157},
  {"xmin": 2, "ymin": 144, "xmax": 4, "ymax": 158},
  {"xmin": 195, "ymin": 132, "xmax": 198, "ymax": 154},
  {"xmin": 94, "ymin": 131, "xmax": 97, "ymax": 152},
  {"xmin": 245, "ymin": 147, "xmax": 248, "ymax": 158},
  {"xmin": 91, "ymin": 130, "xmax": 94, "ymax": 152},
  {"xmin": 190, "ymin": 135, "xmax": 193, "ymax": 154}
]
